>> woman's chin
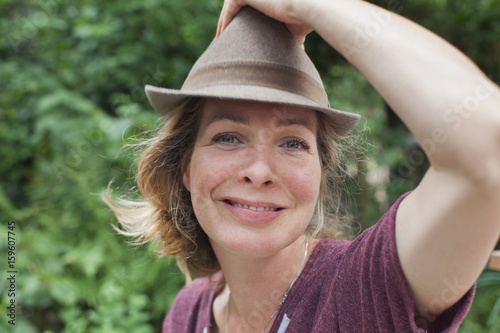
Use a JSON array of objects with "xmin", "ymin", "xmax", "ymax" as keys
[{"xmin": 211, "ymin": 232, "xmax": 304, "ymax": 259}]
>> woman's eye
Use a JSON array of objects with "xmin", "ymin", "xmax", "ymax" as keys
[
  {"xmin": 213, "ymin": 133, "xmax": 240, "ymax": 145},
  {"xmin": 221, "ymin": 136, "xmax": 238, "ymax": 144},
  {"xmin": 283, "ymin": 139, "xmax": 309, "ymax": 150}
]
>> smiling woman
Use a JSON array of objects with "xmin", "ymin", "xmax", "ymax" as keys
[
  {"xmin": 104, "ymin": 1, "xmax": 500, "ymax": 333},
  {"xmin": 105, "ymin": 96, "xmax": 351, "ymax": 279}
]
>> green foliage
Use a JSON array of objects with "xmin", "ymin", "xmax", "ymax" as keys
[
  {"xmin": 1, "ymin": 0, "xmax": 499, "ymax": 331},
  {"xmin": 1, "ymin": 0, "xmax": 219, "ymax": 331},
  {"xmin": 458, "ymin": 271, "xmax": 500, "ymax": 332}
]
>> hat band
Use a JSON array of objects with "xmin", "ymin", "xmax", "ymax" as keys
[{"xmin": 182, "ymin": 62, "xmax": 330, "ymax": 107}]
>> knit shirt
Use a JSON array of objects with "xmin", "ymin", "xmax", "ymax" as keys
[{"xmin": 163, "ymin": 193, "xmax": 475, "ymax": 332}]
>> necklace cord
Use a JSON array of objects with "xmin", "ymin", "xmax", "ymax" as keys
[{"xmin": 224, "ymin": 238, "xmax": 309, "ymax": 333}]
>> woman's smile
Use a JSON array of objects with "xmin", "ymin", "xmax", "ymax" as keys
[{"xmin": 221, "ymin": 198, "xmax": 284, "ymax": 224}]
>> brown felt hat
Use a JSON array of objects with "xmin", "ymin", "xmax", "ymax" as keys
[{"xmin": 145, "ymin": 7, "xmax": 360, "ymax": 137}]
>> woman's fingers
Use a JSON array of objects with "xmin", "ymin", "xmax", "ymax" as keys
[
  {"xmin": 286, "ymin": 22, "xmax": 313, "ymax": 45},
  {"xmin": 216, "ymin": 0, "xmax": 313, "ymax": 46},
  {"xmin": 217, "ymin": 0, "xmax": 245, "ymax": 37}
]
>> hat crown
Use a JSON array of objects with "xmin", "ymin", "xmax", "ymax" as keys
[
  {"xmin": 145, "ymin": 7, "xmax": 360, "ymax": 137},
  {"xmin": 183, "ymin": 7, "xmax": 327, "ymax": 105}
]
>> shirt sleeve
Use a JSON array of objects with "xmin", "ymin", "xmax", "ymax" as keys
[{"xmin": 335, "ymin": 192, "xmax": 475, "ymax": 332}]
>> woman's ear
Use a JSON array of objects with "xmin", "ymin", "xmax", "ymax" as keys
[{"xmin": 182, "ymin": 162, "xmax": 191, "ymax": 192}]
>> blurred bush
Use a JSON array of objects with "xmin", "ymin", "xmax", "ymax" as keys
[{"xmin": 0, "ymin": 0, "xmax": 498, "ymax": 331}]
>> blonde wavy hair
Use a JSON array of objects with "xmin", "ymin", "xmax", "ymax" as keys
[{"xmin": 104, "ymin": 98, "xmax": 353, "ymax": 283}]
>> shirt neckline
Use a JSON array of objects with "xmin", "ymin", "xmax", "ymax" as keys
[{"xmin": 207, "ymin": 238, "xmax": 330, "ymax": 333}]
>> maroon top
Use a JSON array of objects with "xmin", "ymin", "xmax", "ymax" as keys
[{"xmin": 163, "ymin": 194, "xmax": 475, "ymax": 332}]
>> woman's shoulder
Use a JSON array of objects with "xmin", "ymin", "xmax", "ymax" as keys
[
  {"xmin": 305, "ymin": 192, "xmax": 412, "ymax": 275},
  {"xmin": 179, "ymin": 275, "xmax": 215, "ymax": 300},
  {"xmin": 163, "ymin": 274, "xmax": 220, "ymax": 333},
  {"xmin": 301, "ymin": 237, "xmax": 351, "ymax": 278},
  {"xmin": 312, "ymin": 238, "xmax": 350, "ymax": 261},
  {"xmin": 173, "ymin": 273, "xmax": 221, "ymax": 310}
]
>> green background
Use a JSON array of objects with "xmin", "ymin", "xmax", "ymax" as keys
[{"xmin": 1, "ymin": 0, "xmax": 499, "ymax": 331}]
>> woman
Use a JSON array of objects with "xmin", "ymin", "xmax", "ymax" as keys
[{"xmin": 107, "ymin": 0, "xmax": 500, "ymax": 332}]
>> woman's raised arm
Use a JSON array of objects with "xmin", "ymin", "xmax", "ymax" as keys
[{"xmin": 220, "ymin": 0, "xmax": 500, "ymax": 320}]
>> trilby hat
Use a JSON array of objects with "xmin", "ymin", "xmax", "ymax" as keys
[{"xmin": 145, "ymin": 7, "xmax": 360, "ymax": 137}]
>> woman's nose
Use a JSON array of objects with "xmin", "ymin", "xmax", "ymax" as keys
[{"xmin": 237, "ymin": 148, "xmax": 277, "ymax": 187}]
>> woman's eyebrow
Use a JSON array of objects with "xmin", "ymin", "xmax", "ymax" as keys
[
  {"xmin": 205, "ymin": 113, "xmax": 250, "ymax": 127},
  {"xmin": 273, "ymin": 117, "xmax": 316, "ymax": 132},
  {"xmin": 205, "ymin": 112, "xmax": 315, "ymax": 132}
]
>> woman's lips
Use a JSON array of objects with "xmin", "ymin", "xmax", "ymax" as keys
[{"xmin": 222, "ymin": 199, "xmax": 284, "ymax": 224}]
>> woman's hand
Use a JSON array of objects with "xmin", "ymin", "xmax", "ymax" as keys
[{"xmin": 216, "ymin": 0, "xmax": 313, "ymax": 45}]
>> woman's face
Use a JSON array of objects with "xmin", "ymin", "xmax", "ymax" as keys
[{"xmin": 183, "ymin": 99, "xmax": 322, "ymax": 257}]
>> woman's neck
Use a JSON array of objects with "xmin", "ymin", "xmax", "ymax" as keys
[{"xmin": 212, "ymin": 235, "xmax": 318, "ymax": 333}]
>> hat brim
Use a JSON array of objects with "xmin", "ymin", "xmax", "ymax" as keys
[{"xmin": 145, "ymin": 84, "xmax": 360, "ymax": 138}]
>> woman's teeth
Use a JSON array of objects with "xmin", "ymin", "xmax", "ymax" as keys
[{"xmin": 229, "ymin": 202, "xmax": 278, "ymax": 212}]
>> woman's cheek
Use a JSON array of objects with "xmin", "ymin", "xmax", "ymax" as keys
[
  {"xmin": 191, "ymin": 151, "xmax": 236, "ymax": 195},
  {"xmin": 279, "ymin": 156, "xmax": 322, "ymax": 203}
]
